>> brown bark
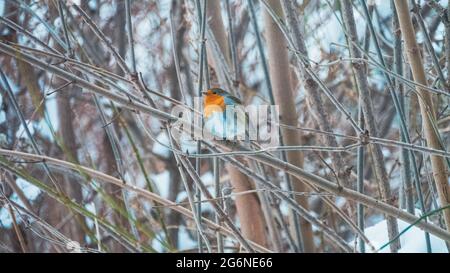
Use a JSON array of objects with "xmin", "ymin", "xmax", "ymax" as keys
[
  {"xmin": 206, "ymin": 0, "xmax": 268, "ymax": 247},
  {"xmin": 341, "ymin": 0, "xmax": 400, "ymax": 252},
  {"xmin": 281, "ymin": 0, "xmax": 352, "ymax": 188},
  {"xmin": 47, "ymin": 2, "xmax": 86, "ymax": 245},
  {"xmin": 228, "ymin": 166, "xmax": 267, "ymax": 247},
  {"xmin": 100, "ymin": 133, "xmax": 129, "ymax": 252},
  {"xmin": 55, "ymin": 79, "xmax": 86, "ymax": 245},
  {"xmin": 395, "ymin": 0, "xmax": 450, "ymax": 231},
  {"xmin": 263, "ymin": 0, "xmax": 315, "ymax": 252}
]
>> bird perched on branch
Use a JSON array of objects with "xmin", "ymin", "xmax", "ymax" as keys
[{"xmin": 202, "ymin": 87, "xmax": 247, "ymax": 141}]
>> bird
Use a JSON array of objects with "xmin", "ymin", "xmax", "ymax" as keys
[{"xmin": 202, "ymin": 87, "xmax": 247, "ymax": 141}]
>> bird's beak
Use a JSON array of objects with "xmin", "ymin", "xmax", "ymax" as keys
[{"xmin": 201, "ymin": 91, "xmax": 208, "ymax": 95}]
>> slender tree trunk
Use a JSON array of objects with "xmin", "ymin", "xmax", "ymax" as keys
[
  {"xmin": 446, "ymin": 0, "xmax": 450, "ymax": 87},
  {"xmin": 394, "ymin": 0, "xmax": 450, "ymax": 231},
  {"xmin": 228, "ymin": 166, "xmax": 267, "ymax": 247},
  {"xmin": 55, "ymin": 60, "xmax": 86, "ymax": 245},
  {"xmin": 340, "ymin": 0, "xmax": 400, "ymax": 252},
  {"xmin": 166, "ymin": 4, "xmax": 186, "ymax": 243},
  {"xmin": 167, "ymin": 164, "xmax": 181, "ymax": 248},
  {"xmin": 205, "ymin": 0, "xmax": 268, "ymax": 248},
  {"xmin": 392, "ymin": 1, "xmax": 414, "ymax": 214},
  {"xmin": 105, "ymin": 0, "xmax": 130, "ymax": 253},
  {"xmin": 45, "ymin": 2, "xmax": 86, "ymax": 245},
  {"xmin": 263, "ymin": 0, "xmax": 314, "ymax": 252},
  {"xmin": 100, "ymin": 133, "xmax": 129, "ymax": 252},
  {"xmin": 281, "ymin": 0, "xmax": 352, "ymax": 188}
]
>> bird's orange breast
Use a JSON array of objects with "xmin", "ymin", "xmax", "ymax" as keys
[{"xmin": 204, "ymin": 94, "xmax": 225, "ymax": 119}]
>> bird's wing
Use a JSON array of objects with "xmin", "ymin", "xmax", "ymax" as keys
[{"xmin": 223, "ymin": 94, "xmax": 243, "ymax": 105}]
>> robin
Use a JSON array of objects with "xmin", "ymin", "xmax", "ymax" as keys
[{"xmin": 202, "ymin": 87, "xmax": 247, "ymax": 140}]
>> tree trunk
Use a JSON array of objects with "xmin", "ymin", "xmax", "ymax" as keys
[
  {"xmin": 395, "ymin": 0, "xmax": 450, "ymax": 231},
  {"xmin": 340, "ymin": 0, "xmax": 400, "ymax": 252},
  {"xmin": 263, "ymin": 0, "xmax": 315, "ymax": 252},
  {"xmin": 206, "ymin": 0, "xmax": 268, "ymax": 247}
]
